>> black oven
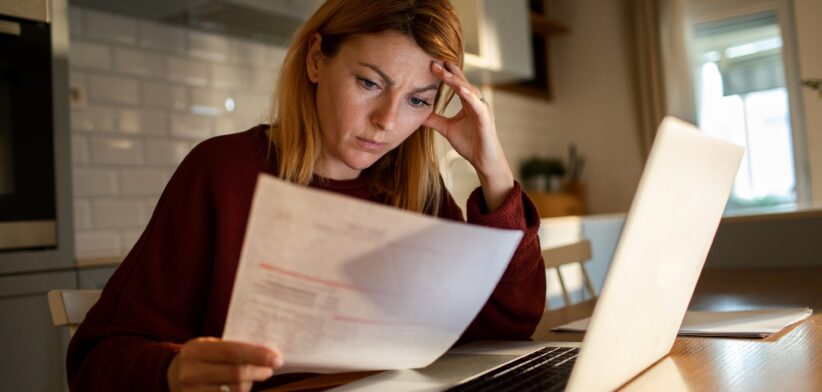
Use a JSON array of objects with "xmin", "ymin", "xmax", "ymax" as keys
[{"xmin": 0, "ymin": 1, "xmax": 57, "ymax": 251}]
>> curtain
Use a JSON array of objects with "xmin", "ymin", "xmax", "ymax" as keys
[{"xmin": 625, "ymin": 0, "xmax": 694, "ymax": 159}]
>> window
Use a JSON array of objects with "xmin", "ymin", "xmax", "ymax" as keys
[{"xmin": 691, "ymin": 11, "xmax": 802, "ymax": 210}]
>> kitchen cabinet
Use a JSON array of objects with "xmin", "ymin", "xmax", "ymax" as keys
[
  {"xmin": 453, "ymin": 0, "xmax": 534, "ymax": 85},
  {"xmin": 0, "ymin": 270, "xmax": 76, "ymax": 392},
  {"xmin": 0, "ymin": 0, "xmax": 76, "ymax": 389},
  {"xmin": 0, "ymin": 0, "xmax": 75, "ymax": 276}
]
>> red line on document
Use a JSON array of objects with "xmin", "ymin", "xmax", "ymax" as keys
[{"xmin": 259, "ymin": 262, "xmax": 364, "ymax": 291}]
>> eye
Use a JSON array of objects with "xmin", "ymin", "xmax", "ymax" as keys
[
  {"xmin": 408, "ymin": 96, "xmax": 431, "ymax": 108},
  {"xmin": 357, "ymin": 76, "xmax": 379, "ymax": 90}
]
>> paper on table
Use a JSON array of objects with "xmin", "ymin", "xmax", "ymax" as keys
[
  {"xmin": 223, "ymin": 174, "xmax": 523, "ymax": 374},
  {"xmin": 552, "ymin": 307, "xmax": 813, "ymax": 338}
]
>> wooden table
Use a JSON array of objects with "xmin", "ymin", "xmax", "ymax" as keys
[
  {"xmin": 533, "ymin": 267, "xmax": 822, "ymax": 391},
  {"xmin": 274, "ymin": 267, "xmax": 822, "ymax": 391}
]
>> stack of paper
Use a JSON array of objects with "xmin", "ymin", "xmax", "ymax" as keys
[{"xmin": 553, "ymin": 307, "xmax": 813, "ymax": 338}]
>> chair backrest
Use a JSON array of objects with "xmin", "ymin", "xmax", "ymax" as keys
[
  {"xmin": 47, "ymin": 289, "xmax": 101, "ymax": 336},
  {"xmin": 541, "ymin": 239, "xmax": 596, "ymax": 309}
]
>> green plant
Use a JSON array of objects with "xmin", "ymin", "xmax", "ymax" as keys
[
  {"xmin": 520, "ymin": 156, "xmax": 566, "ymax": 181},
  {"xmin": 520, "ymin": 156, "xmax": 566, "ymax": 192}
]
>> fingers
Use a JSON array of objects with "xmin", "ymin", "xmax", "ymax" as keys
[
  {"xmin": 431, "ymin": 62, "xmax": 481, "ymax": 98},
  {"xmin": 178, "ymin": 362, "xmax": 274, "ymax": 385},
  {"xmin": 171, "ymin": 338, "xmax": 283, "ymax": 392},
  {"xmin": 423, "ymin": 112, "xmax": 449, "ymax": 136},
  {"xmin": 456, "ymin": 86, "xmax": 492, "ymax": 128},
  {"xmin": 182, "ymin": 338, "xmax": 282, "ymax": 367},
  {"xmin": 430, "ymin": 62, "xmax": 489, "ymax": 120}
]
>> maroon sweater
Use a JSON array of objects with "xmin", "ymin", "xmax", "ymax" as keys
[{"xmin": 66, "ymin": 125, "xmax": 546, "ymax": 391}]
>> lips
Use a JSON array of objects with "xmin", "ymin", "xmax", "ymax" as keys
[{"xmin": 356, "ymin": 137, "xmax": 387, "ymax": 151}]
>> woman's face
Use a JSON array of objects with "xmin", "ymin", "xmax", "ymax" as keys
[{"xmin": 306, "ymin": 30, "xmax": 441, "ymax": 180}]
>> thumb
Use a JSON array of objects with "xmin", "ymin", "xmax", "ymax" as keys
[{"xmin": 423, "ymin": 112, "xmax": 449, "ymax": 137}]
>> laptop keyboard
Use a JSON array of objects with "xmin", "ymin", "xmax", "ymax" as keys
[{"xmin": 447, "ymin": 346, "xmax": 579, "ymax": 392}]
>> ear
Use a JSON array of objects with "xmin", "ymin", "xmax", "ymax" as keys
[{"xmin": 305, "ymin": 32, "xmax": 324, "ymax": 83}]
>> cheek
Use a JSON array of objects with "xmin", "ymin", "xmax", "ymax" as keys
[
  {"xmin": 321, "ymin": 84, "xmax": 365, "ymax": 134},
  {"xmin": 336, "ymin": 86, "xmax": 372, "ymax": 119},
  {"xmin": 390, "ymin": 110, "xmax": 430, "ymax": 145},
  {"xmin": 400, "ymin": 108, "xmax": 431, "ymax": 132}
]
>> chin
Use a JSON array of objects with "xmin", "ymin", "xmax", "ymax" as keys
[{"xmin": 345, "ymin": 153, "xmax": 384, "ymax": 171}]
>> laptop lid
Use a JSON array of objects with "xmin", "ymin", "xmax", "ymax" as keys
[{"xmin": 565, "ymin": 116, "xmax": 744, "ymax": 391}]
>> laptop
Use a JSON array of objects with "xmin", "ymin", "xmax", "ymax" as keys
[{"xmin": 332, "ymin": 116, "xmax": 744, "ymax": 391}]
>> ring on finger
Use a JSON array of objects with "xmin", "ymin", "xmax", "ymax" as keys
[
  {"xmin": 474, "ymin": 91, "xmax": 487, "ymax": 105},
  {"xmin": 219, "ymin": 384, "xmax": 231, "ymax": 392}
]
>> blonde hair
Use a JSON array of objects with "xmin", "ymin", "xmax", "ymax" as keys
[{"xmin": 269, "ymin": 0, "xmax": 464, "ymax": 215}]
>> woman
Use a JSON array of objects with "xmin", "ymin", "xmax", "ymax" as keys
[{"xmin": 67, "ymin": 1, "xmax": 546, "ymax": 391}]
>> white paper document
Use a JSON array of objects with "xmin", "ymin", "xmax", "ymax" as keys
[
  {"xmin": 553, "ymin": 307, "xmax": 813, "ymax": 338},
  {"xmin": 223, "ymin": 174, "xmax": 524, "ymax": 374}
]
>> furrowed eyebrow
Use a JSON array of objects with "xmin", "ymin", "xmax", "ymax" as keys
[
  {"xmin": 358, "ymin": 62, "xmax": 394, "ymax": 86},
  {"xmin": 357, "ymin": 62, "xmax": 439, "ymax": 94},
  {"xmin": 411, "ymin": 84, "xmax": 439, "ymax": 95}
]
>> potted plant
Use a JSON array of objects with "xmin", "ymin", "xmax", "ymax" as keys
[{"xmin": 520, "ymin": 156, "xmax": 566, "ymax": 192}]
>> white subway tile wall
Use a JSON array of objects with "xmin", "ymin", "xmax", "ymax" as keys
[
  {"xmin": 69, "ymin": 41, "xmax": 112, "ymax": 71},
  {"xmin": 88, "ymin": 74, "xmax": 140, "ymax": 105},
  {"xmin": 141, "ymin": 81, "xmax": 188, "ymax": 110},
  {"xmin": 138, "ymin": 20, "xmax": 186, "ymax": 53},
  {"xmin": 71, "ymin": 135, "xmax": 90, "ymax": 164},
  {"xmin": 73, "ymin": 200, "xmax": 93, "ymax": 230},
  {"xmin": 89, "ymin": 136, "xmax": 144, "ymax": 165},
  {"xmin": 84, "ymin": 9, "xmax": 137, "ymax": 45},
  {"xmin": 91, "ymin": 199, "xmax": 147, "ymax": 229},
  {"xmin": 73, "ymin": 168, "xmax": 119, "ymax": 197},
  {"xmin": 71, "ymin": 106, "xmax": 116, "ymax": 132},
  {"xmin": 490, "ymin": 89, "xmax": 567, "ymax": 176},
  {"xmin": 114, "ymin": 47, "xmax": 164, "ymax": 77},
  {"xmin": 69, "ymin": 7, "xmax": 282, "ymax": 260},
  {"xmin": 74, "ymin": 231, "xmax": 122, "ymax": 260},
  {"xmin": 120, "ymin": 170, "xmax": 172, "ymax": 196},
  {"xmin": 118, "ymin": 109, "xmax": 169, "ymax": 135}
]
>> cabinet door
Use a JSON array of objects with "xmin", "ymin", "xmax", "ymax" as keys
[
  {"xmin": 0, "ymin": 270, "xmax": 76, "ymax": 392},
  {"xmin": 453, "ymin": 0, "xmax": 533, "ymax": 84}
]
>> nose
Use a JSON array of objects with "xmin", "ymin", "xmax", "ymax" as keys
[{"xmin": 371, "ymin": 96, "xmax": 399, "ymax": 131}]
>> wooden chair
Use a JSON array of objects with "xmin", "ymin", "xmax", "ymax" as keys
[
  {"xmin": 47, "ymin": 289, "xmax": 101, "ymax": 336},
  {"xmin": 542, "ymin": 239, "xmax": 597, "ymax": 309}
]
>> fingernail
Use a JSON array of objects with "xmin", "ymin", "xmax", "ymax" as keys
[
  {"xmin": 266, "ymin": 353, "xmax": 278, "ymax": 367},
  {"xmin": 273, "ymin": 355, "xmax": 284, "ymax": 368},
  {"xmin": 433, "ymin": 63, "xmax": 443, "ymax": 71}
]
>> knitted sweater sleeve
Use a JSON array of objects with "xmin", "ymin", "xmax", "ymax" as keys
[{"xmin": 438, "ymin": 181, "xmax": 546, "ymax": 342}]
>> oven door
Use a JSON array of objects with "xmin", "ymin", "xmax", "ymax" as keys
[{"xmin": 0, "ymin": 10, "xmax": 57, "ymax": 251}]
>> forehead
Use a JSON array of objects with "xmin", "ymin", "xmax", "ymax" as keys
[{"xmin": 335, "ymin": 31, "xmax": 438, "ymax": 71}]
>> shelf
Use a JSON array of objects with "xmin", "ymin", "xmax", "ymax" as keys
[
  {"xmin": 529, "ymin": 12, "xmax": 569, "ymax": 36},
  {"xmin": 529, "ymin": 191, "xmax": 586, "ymax": 218}
]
